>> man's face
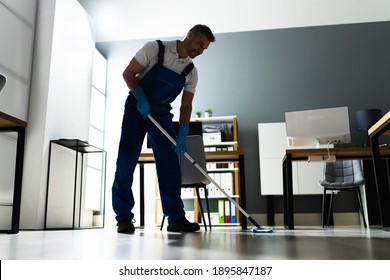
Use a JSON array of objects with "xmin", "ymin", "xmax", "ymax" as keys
[{"xmin": 186, "ymin": 32, "xmax": 210, "ymax": 59}]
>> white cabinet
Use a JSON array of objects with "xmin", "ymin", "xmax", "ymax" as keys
[
  {"xmin": 0, "ymin": 0, "xmax": 37, "ymax": 122},
  {"xmin": 258, "ymin": 122, "xmax": 324, "ymax": 195}
]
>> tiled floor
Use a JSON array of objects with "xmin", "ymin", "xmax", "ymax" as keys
[{"xmin": 1, "ymin": 225, "xmax": 390, "ymax": 260}]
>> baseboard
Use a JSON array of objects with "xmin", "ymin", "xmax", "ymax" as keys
[{"xmin": 248, "ymin": 213, "xmax": 364, "ymax": 227}]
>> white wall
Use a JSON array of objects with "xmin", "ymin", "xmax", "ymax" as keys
[
  {"xmin": 81, "ymin": 0, "xmax": 390, "ymax": 42},
  {"xmin": 20, "ymin": 0, "xmax": 95, "ymax": 229}
]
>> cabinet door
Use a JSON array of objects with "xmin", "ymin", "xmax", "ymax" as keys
[
  {"xmin": 259, "ymin": 123, "xmax": 292, "ymax": 195},
  {"xmin": 258, "ymin": 122, "xmax": 325, "ymax": 195},
  {"xmin": 258, "ymin": 123, "xmax": 287, "ymax": 158},
  {"xmin": 0, "ymin": 5, "xmax": 34, "ymax": 80},
  {"xmin": 295, "ymin": 162, "xmax": 324, "ymax": 194},
  {"xmin": 260, "ymin": 158, "xmax": 299, "ymax": 195},
  {"xmin": 0, "ymin": 2, "xmax": 36, "ymax": 122}
]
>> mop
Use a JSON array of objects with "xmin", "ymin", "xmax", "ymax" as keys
[{"xmin": 147, "ymin": 114, "xmax": 273, "ymax": 233}]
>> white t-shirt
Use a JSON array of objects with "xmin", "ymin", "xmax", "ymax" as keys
[{"xmin": 134, "ymin": 40, "xmax": 198, "ymax": 94}]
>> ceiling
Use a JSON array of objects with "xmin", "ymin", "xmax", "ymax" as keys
[{"xmin": 77, "ymin": 0, "xmax": 390, "ymax": 43}]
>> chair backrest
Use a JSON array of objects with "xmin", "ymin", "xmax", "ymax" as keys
[
  {"xmin": 323, "ymin": 159, "xmax": 364, "ymax": 185},
  {"xmin": 179, "ymin": 135, "xmax": 210, "ymax": 185}
]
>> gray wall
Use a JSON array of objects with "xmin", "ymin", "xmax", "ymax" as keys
[{"xmin": 97, "ymin": 21, "xmax": 390, "ymax": 216}]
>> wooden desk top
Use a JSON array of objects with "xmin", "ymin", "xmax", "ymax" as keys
[
  {"xmin": 0, "ymin": 111, "xmax": 27, "ymax": 128},
  {"xmin": 284, "ymin": 146, "xmax": 390, "ymax": 161},
  {"xmin": 368, "ymin": 111, "xmax": 390, "ymax": 137},
  {"xmin": 139, "ymin": 150, "xmax": 245, "ymax": 163}
]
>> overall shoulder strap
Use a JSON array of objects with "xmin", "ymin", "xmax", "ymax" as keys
[
  {"xmin": 156, "ymin": 40, "xmax": 165, "ymax": 64},
  {"xmin": 181, "ymin": 62, "xmax": 194, "ymax": 77}
]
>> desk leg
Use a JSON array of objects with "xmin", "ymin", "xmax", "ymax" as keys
[
  {"xmin": 239, "ymin": 154, "xmax": 247, "ymax": 230},
  {"xmin": 266, "ymin": 196, "xmax": 275, "ymax": 227},
  {"xmin": 370, "ymin": 136, "xmax": 390, "ymax": 229},
  {"xmin": 11, "ymin": 127, "xmax": 25, "ymax": 234},
  {"xmin": 362, "ymin": 160, "xmax": 381, "ymax": 226},
  {"xmin": 283, "ymin": 154, "xmax": 294, "ymax": 229},
  {"xmin": 139, "ymin": 163, "xmax": 145, "ymax": 228}
]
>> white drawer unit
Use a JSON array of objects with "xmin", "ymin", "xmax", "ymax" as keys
[
  {"xmin": 258, "ymin": 122, "xmax": 324, "ymax": 195},
  {"xmin": 203, "ymin": 132, "xmax": 222, "ymax": 145}
]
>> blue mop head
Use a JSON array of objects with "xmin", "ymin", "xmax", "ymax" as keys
[
  {"xmin": 248, "ymin": 216, "xmax": 273, "ymax": 233},
  {"xmin": 252, "ymin": 227, "xmax": 273, "ymax": 233}
]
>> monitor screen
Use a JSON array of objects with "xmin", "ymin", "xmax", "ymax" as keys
[{"xmin": 285, "ymin": 106, "xmax": 351, "ymax": 147}]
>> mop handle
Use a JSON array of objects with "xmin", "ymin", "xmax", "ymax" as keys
[{"xmin": 147, "ymin": 114, "xmax": 250, "ymax": 219}]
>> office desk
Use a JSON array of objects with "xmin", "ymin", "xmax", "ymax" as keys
[
  {"xmin": 138, "ymin": 150, "xmax": 247, "ymax": 229},
  {"xmin": 282, "ymin": 146, "xmax": 390, "ymax": 229},
  {"xmin": 369, "ymin": 111, "xmax": 390, "ymax": 230},
  {"xmin": 0, "ymin": 111, "xmax": 26, "ymax": 234}
]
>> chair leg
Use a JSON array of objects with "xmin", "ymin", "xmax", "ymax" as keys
[
  {"xmin": 160, "ymin": 215, "xmax": 165, "ymax": 231},
  {"xmin": 355, "ymin": 188, "xmax": 367, "ymax": 228},
  {"xmin": 322, "ymin": 189, "xmax": 327, "ymax": 228},
  {"xmin": 204, "ymin": 186, "xmax": 212, "ymax": 230},
  {"xmin": 327, "ymin": 192, "xmax": 334, "ymax": 227},
  {"xmin": 195, "ymin": 186, "xmax": 207, "ymax": 231}
]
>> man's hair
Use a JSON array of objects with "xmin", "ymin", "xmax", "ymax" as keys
[{"xmin": 190, "ymin": 24, "xmax": 216, "ymax": 42}]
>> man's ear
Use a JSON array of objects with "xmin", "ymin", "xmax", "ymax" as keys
[{"xmin": 186, "ymin": 31, "xmax": 194, "ymax": 39}]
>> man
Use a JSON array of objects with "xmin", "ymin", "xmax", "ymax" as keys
[{"xmin": 112, "ymin": 24, "xmax": 215, "ymax": 233}]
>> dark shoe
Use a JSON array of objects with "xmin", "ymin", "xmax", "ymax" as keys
[
  {"xmin": 167, "ymin": 218, "xmax": 200, "ymax": 232},
  {"xmin": 117, "ymin": 219, "xmax": 135, "ymax": 234}
]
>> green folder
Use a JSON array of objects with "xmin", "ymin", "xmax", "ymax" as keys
[{"xmin": 218, "ymin": 200, "xmax": 225, "ymax": 224}]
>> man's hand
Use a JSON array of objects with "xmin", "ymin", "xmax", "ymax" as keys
[
  {"xmin": 175, "ymin": 124, "xmax": 189, "ymax": 153},
  {"xmin": 132, "ymin": 86, "xmax": 150, "ymax": 118}
]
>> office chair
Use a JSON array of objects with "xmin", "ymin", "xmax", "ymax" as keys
[
  {"xmin": 319, "ymin": 159, "xmax": 367, "ymax": 228},
  {"xmin": 160, "ymin": 135, "xmax": 212, "ymax": 230},
  {"xmin": 0, "ymin": 74, "xmax": 6, "ymax": 93}
]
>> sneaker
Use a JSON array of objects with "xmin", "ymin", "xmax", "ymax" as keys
[
  {"xmin": 167, "ymin": 218, "xmax": 200, "ymax": 232},
  {"xmin": 117, "ymin": 219, "xmax": 135, "ymax": 234}
]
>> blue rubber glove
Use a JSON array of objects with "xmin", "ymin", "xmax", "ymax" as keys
[
  {"xmin": 175, "ymin": 123, "xmax": 189, "ymax": 153},
  {"xmin": 132, "ymin": 86, "xmax": 150, "ymax": 118}
]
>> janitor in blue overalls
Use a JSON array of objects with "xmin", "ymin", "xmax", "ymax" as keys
[{"xmin": 113, "ymin": 25, "xmax": 215, "ymax": 233}]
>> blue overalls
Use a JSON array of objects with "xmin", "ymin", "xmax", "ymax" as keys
[{"xmin": 112, "ymin": 40, "xmax": 194, "ymax": 224}]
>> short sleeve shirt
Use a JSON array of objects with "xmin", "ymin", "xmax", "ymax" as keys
[{"xmin": 134, "ymin": 40, "xmax": 198, "ymax": 94}]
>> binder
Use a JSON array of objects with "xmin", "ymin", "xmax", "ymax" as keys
[
  {"xmin": 225, "ymin": 173, "xmax": 233, "ymax": 196},
  {"xmin": 218, "ymin": 200, "xmax": 225, "ymax": 224},
  {"xmin": 214, "ymin": 173, "xmax": 221, "ymax": 196},
  {"xmin": 224, "ymin": 200, "xmax": 231, "ymax": 223},
  {"xmin": 208, "ymin": 174, "xmax": 215, "ymax": 196},
  {"xmin": 230, "ymin": 202, "xmax": 236, "ymax": 223}
]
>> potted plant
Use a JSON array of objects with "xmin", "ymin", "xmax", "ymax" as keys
[
  {"xmin": 195, "ymin": 111, "xmax": 202, "ymax": 118},
  {"xmin": 205, "ymin": 108, "xmax": 213, "ymax": 117}
]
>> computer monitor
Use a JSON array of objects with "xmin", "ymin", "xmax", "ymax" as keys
[{"xmin": 285, "ymin": 106, "xmax": 351, "ymax": 147}]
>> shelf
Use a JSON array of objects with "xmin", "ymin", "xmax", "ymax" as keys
[
  {"xmin": 52, "ymin": 139, "xmax": 103, "ymax": 153},
  {"xmin": 191, "ymin": 115, "xmax": 237, "ymax": 123},
  {"xmin": 152, "ymin": 115, "xmax": 246, "ymax": 229},
  {"xmin": 45, "ymin": 139, "xmax": 107, "ymax": 230},
  {"xmin": 208, "ymin": 195, "xmax": 239, "ymax": 199},
  {"xmin": 207, "ymin": 168, "xmax": 238, "ymax": 172},
  {"xmin": 204, "ymin": 141, "xmax": 237, "ymax": 147},
  {"xmin": 210, "ymin": 223, "xmax": 241, "ymax": 226}
]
